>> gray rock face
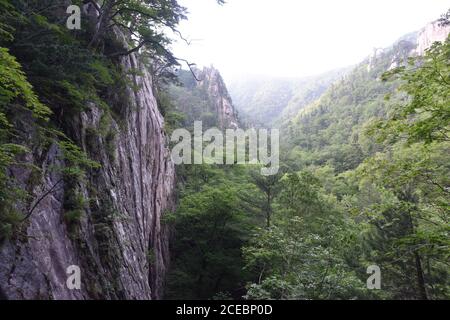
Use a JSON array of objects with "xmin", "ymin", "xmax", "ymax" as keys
[
  {"xmin": 0, "ymin": 40, "xmax": 175, "ymax": 300},
  {"xmin": 415, "ymin": 21, "xmax": 450, "ymax": 56},
  {"xmin": 197, "ymin": 67, "xmax": 239, "ymax": 129},
  {"xmin": 366, "ymin": 21, "xmax": 449, "ymax": 73}
]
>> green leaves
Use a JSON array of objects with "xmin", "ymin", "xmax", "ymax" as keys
[
  {"xmin": 278, "ymin": 171, "xmax": 322, "ymax": 218},
  {"xmin": 166, "ymin": 181, "xmax": 251, "ymax": 299},
  {"xmin": 0, "ymin": 44, "xmax": 101, "ymax": 241},
  {"xmin": 0, "ymin": 47, "xmax": 50, "ymax": 242},
  {"xmin": 0, "ymin": 47, "xmax": 51, "ymax": 120},
  {"xmin": 243, "ymin": 215, "xmax": 369, "ymax": 300},
  {"xmin": 378, "ymin": 35, "xmax": 450, "ymax": 145},
  {"xmin": 58, "ymin": 140, "xmax": 101, "ymax": 180},
  {"xmin": 0, "ymin": 0, "xmax": 15, "ymax": 42}
]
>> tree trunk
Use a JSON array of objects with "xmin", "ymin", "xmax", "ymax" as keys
[
  {"xmin": 401, "ymin": 190, "xmax": 428, "ymax": 300},
  {"xmin": 88, "ymin": 0, "xmax": 115, "ymax": 48},
  {"xmin": 414, "ymin": 252, "xmax": 428, "ymax": 300},
  {"xmin": 266, "ymin": 189, "xmax": 271, "ymax": 228}
]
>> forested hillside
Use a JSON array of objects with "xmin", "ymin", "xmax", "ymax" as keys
[
  {"xmin": 0, "ymin": 0, "xmax": 448, "ymax": 302},
  {"xmin": 228, "ymin": 68, "xmax": 348, "ymax": 127},
  {"xmin": 272, "ymin": 21, "xmax": 450, "ymax": 299},
  {"xmin": 164, "ymin": 17, "xmax": 450, "ymax": 300}
]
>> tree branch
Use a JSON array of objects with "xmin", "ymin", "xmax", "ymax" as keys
[{"xmin": 22, "ymin": 179, "xmax": 63, "ymax": 222}]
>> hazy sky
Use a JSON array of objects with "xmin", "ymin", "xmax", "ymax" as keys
[{"xmin": 171, "ymin": 0, "xmax": 449, "ymax": 81}]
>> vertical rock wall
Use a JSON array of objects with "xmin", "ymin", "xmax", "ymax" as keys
[{"xmin": 0, "ymin": 39, "xmax": 175, "ymax": 300}]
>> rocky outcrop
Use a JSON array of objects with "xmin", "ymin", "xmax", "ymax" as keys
[
  {"xmin": 415, "ymin": 20, "xmax": 450, "ymax": 55},
  {"xmin": 367, "ymin": 48, "xmax": 386, "ymax": 72},
  {"xmin": 365, "ymin": 20, "xmax": 449, "ymax": 73},
  {"xmin": 0, "ymin": 29, "xmax": 175, "ymax": 299},
  {"xmin": 387, "ymin": 40, "xmax": 417, "ymax": 70},
  {"xmin": 196, "ymin": 67, "xmax": 239, "ymax": 129}
]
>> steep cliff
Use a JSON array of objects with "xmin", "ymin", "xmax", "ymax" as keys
[
  {"xmin": 167, "ymin": 67, "xmax": 239, "ymax": 130},
  {"xmin": 196, "ymin": 67, "xmax": 239, "ymax": 129},
  {"xmin": 415, "ymin": 20, "xmax": 450, "ymax": 55},
  {"xmin": 367, "ymin": 20, "xmax": 450, "ymax": 72},
  {"xmin": 0, "ymin": 29, "xmax": 175, "ymax": 300}
]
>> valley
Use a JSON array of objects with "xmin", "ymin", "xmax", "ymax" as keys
[{"xmin": 0, "ymin": 1, "xmax": 448, "ymax": 301}]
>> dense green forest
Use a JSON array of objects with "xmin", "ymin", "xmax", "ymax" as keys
[
  {"xmin": 163, "ymin": 15, "xmax": 450, "ymax": 300},
  {"xmin": 0, "ymin": 0, "xmax": 448, "ymax": 301}
]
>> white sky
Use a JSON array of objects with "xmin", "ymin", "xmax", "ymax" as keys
[{"xmin": 171, "ymin": 0, "xmax": 450, "ymax": 81}]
